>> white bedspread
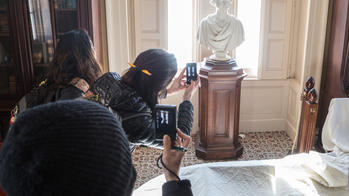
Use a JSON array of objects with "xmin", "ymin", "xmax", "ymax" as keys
[
  {"xmin": 134, "ymin": 99, "xmax": 349, "ymax": 195},
  {"xmin": 133, "ymin": 153, "xmax": 349, "ymax": 196}
]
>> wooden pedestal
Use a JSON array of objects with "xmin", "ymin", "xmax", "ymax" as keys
[{"xmin": 196, "ymin": 59, "xmax": 247, "ymax": 160}]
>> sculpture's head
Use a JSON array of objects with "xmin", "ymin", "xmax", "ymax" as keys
[{"xmin": 210, "ymin": 0, "xmax": 232, "ymax": 9}]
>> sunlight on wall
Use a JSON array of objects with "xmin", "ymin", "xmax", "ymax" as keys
[
  {"xmin": 235, "ymin": 0, "xmax": 262, "ymax": 74},
  {"xmin": 168, "ymin": 0, "xmax": 193, "ymax": 68}
]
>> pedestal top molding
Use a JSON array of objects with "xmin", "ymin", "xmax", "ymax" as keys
[{"xmin": 199, "ymin": 58, "xmax": 247, "ymax": 78}]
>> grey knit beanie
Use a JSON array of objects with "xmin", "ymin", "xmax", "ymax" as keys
[{"xmin": 0, "ymin": 100, "xmax": 136, "ymax": 196}]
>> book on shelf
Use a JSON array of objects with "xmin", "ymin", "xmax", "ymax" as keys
[
  {"xmin": 55, "ymin": 0, "xmax": 77, "ymax": 9},
  {"xmin": 0, "ymin": 16, "xmax": 8, "ymax": 26},
  {"xmin": 42, "ymin": 42, "xmax": 48, "ymax": 64},
  {"xmin": 67, "ymin": 0, "xmax": 77, "ymax": 9},
  {"xmin": 66, "ymin": 0, "xmax": 73, "ymax": 8},
  {"xmin": 8, "ymin": 74, "xmax": 16, "ymax": 94},
  {"xmin": 55, "ymin": 0, "xmax": 62, "ymax": 9},
  {"xmin": 47, "ymin": 40, "xmax": 54, "ymax": 62},
  {"xmin": 0, "ymin": 69, "xmax": 7, "ymax": 89}
]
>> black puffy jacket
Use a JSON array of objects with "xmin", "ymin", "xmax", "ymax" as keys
[
  {"xmin": 10, "ymin": 78, "xmax": 89, "ymax": 126},
  {"xmin": 91, "ymin": 72, "xmax": 194, "ymax": 151}
]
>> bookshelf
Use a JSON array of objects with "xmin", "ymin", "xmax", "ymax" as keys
[
  {"xmin": 0, "ymin": 0, "xmax": 104, "ymax": 140},
  {"xmin": 0, "ymin": 63, "xmax": 12, "ymax": 67}
]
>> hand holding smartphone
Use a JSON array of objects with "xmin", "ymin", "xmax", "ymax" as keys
[{"xmin": 155, "ymin": 104, "xmax": 188, "ymax": 152}]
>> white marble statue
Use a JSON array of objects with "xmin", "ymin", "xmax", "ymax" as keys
[{"xmin": 197, "ymin": 0, "xmax": 245, "ymax": 61}]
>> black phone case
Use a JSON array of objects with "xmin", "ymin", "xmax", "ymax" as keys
[
  {"xmin": 186, "ymin": 63, "xmax": 197, "ymax": 84},
  {"xmin": 154, "ymin": 104, "xmax": 177, "ymax": 141}
]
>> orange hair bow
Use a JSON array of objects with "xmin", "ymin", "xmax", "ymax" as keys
[{"xmin": 128, "ymin": 63, "xmax": 152, "ymax": 76}]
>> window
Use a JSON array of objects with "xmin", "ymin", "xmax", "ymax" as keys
[
  {"xmin": 235, "ymin": 0, "xmax": 262, "ymax": 77},
  {"xmin": 168, "ymin": 0, "xmax": 261, "ymax": 74},
  {"xmin": 168, "ymin": 0, "xmax": 193, "ymax": 68}
]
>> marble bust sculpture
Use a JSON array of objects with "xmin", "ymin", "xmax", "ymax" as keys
[{"xmin": 197, "ymin": 0, "xmax": 245, "ymax": 61}]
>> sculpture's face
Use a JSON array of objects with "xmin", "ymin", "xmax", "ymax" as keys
[{"xmin": 211, "ymin": 0, "xmax": 232, "ymax": 9}]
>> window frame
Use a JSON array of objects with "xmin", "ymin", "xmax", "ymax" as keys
[{"xmin": 192, "ymin": 0, "xmax": 293, "ymax": 79}]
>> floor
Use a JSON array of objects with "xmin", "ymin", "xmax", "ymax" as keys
[{"xmin": 132, "ymin": 131, "xmax": 293, "ymax": 189}]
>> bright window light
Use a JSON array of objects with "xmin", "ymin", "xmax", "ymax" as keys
[
  {"xmin": 168, "ymin": 0, "xmax": 193, "ymax": 68},
  {"xmin": 235, "ymin": 0, "xmax": 262, "ymax": 76}
]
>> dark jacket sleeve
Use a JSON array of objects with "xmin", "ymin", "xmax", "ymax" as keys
[
  {"xmin": 123, "ymin": 100, "xmax": 194, "ymax": 148},
  {"xmin": 162, "ymin": 180, "xmax": 193, "ymax": 196},
  {"xmin": 123, "ymin": 100, "xmax": 194, "ymax": 149},
  {"xmin": 177, "ymin": 100, "xmax": 194, "ymax": 136},
  {"xmin": 122, "ymin": 115, "xmax": 163, "ymax": 149}
]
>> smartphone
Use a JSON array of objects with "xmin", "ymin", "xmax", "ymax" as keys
[
  {"xmin": 155, "ymin": 104, "xmax": 177, "ymax": 142},
  {"xmin": 186, "ymin": 63, "xmax": 197, "ymax": 84}
]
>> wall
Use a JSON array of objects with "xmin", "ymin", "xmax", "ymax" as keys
[
  {"xmin": 286, "ymin": 0, "xmax": 329, "ymax": 141},
  {"xmin": 105, "ymin": 0, "xmax": 131, "ymax": 74},
  {"xmin": 104, "ymin": 0, "xmax": 329, "ymax": 139},
  {"xmin": 99, "ymin": 0, "xmax": 109, "ymax": 72},
  {"xmin": 240, "ymin": 79, "xmax": 289, "ymax": 132},
  {"xmin": 286, "ymin": 0, "xmax": 309, "ymax": 140}
]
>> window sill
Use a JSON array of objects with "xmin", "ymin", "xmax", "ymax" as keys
[{"xmin": 242, "ymin": 67, "xmax": 258, "ymax": 79}]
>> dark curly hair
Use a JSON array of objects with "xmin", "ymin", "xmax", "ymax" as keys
[{"xmin": 46, "ymin": 29, "xmax": 102, "ymax": 87}]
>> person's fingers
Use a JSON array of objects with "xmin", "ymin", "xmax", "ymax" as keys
[
  {"xmin": 177, "ymin": 129, "xmax": 191, "ymax": 148},
  {"xmin": 174, "ymin": 135, "xmax": 181, "ymax": 146},
  {"xmin": 179, "ymin": 68, "xmax": 186, "ymax": 78},
  {"xmin": 195, "ymin": 79, "xmax": 200, "ymax": 88},
  {"xmin": 179, "ymin": 86, "xmax": 187, "ymax": 90},
  {"xmin": 189, "ymin": 81, "xmax": 195, "ymax": 90},
  {"xmin": 180, "ymin": 79, "xmax": 187, "ymax": 86},
  {"xmin": 163, "ymin": 135, "xmax": 172, "ymax": 153}
]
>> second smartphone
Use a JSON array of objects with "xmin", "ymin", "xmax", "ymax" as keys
[{"xmin": 186, "ymin": 63, "xmax": 197, "ymax": 84}]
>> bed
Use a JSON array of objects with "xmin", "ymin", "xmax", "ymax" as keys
[
  {"xmin": 133, "ymin": 79, "xmax": 349, "ymax": 196},
  {"xmin": 133, "ymin": 154, "xmax": 348, "ymax": 196}
]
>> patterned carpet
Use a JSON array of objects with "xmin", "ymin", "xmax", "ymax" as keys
[{"xmin": 132, "ymin": 131, "xmax": 293, "ymax": 189}]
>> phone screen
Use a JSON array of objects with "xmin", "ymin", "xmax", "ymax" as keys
[
  {"xmin": 186, "ymin": 63, "xmax": 197, "ymax": 84},
  {"xmin": 155, "ymin": 104, "xmax": 177, "ymax": 141}
]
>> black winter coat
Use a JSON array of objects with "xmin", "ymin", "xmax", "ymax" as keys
[
  {"xmin": 91, "ymin": 72, "xmax": 194, "ymax": 150},
  {"xmin": 10, "ymin": 78, "xmax": 88, "ymax": 126}
]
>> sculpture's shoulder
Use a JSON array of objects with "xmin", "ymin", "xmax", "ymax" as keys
[
  {"xmin": 228, "ymin": 15, "xmax": 243, "ymax": 26},
  {"xmin": 198, "ymin": 15, "xmax": 211, "ymax": 34},
  {"xmin": 199, "ymin": 14, "xmax": 215, "ymax": 26}
]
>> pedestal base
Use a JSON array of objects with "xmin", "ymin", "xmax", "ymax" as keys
[
  {"xmin": 196, "ymin": 142, "xmax": 243, "ymax": 160},
  {"xmin": 195, "ymin": 58, "xmax": 246, "ymax": 160}
]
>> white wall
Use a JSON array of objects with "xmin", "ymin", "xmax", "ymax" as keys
[
  {"xmin": 105, "ymin": 0, "xmax": 131, "ymax": 73},
  {"xmin": 105, "ymin": 0, "xmax": 329, "ymax": 139},
  {"xmin": 285, "ymin": 0, "xmax": 329, "ymax": 141},
  {"xmin": 240, "ymin": 79, "xmax": 289, "ymax": 132}
]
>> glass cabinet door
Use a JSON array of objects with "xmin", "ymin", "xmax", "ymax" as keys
[
  {"xmin": 26, "ymin": 0, "xmax": 79, "ymax": 84},
  {"xmin": 0, "ymin": 0, "xmax": 24, "ymax": 96},
  {"xmin": 27, "ymin": 0, "xmax": 55, "ymax": 84},
  {"xmin": 54, "ymin": 0, "xmax": 78, "ymax": 40}
]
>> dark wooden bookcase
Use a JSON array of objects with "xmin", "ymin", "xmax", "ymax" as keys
[{"xmin": 0, "ymin": 0, "xmax": 103, "ymax": 139}]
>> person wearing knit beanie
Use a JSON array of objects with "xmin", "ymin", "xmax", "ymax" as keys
[{"xmin": 0, "ymin": 100, "xmax": 136, "ymax": 196}]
